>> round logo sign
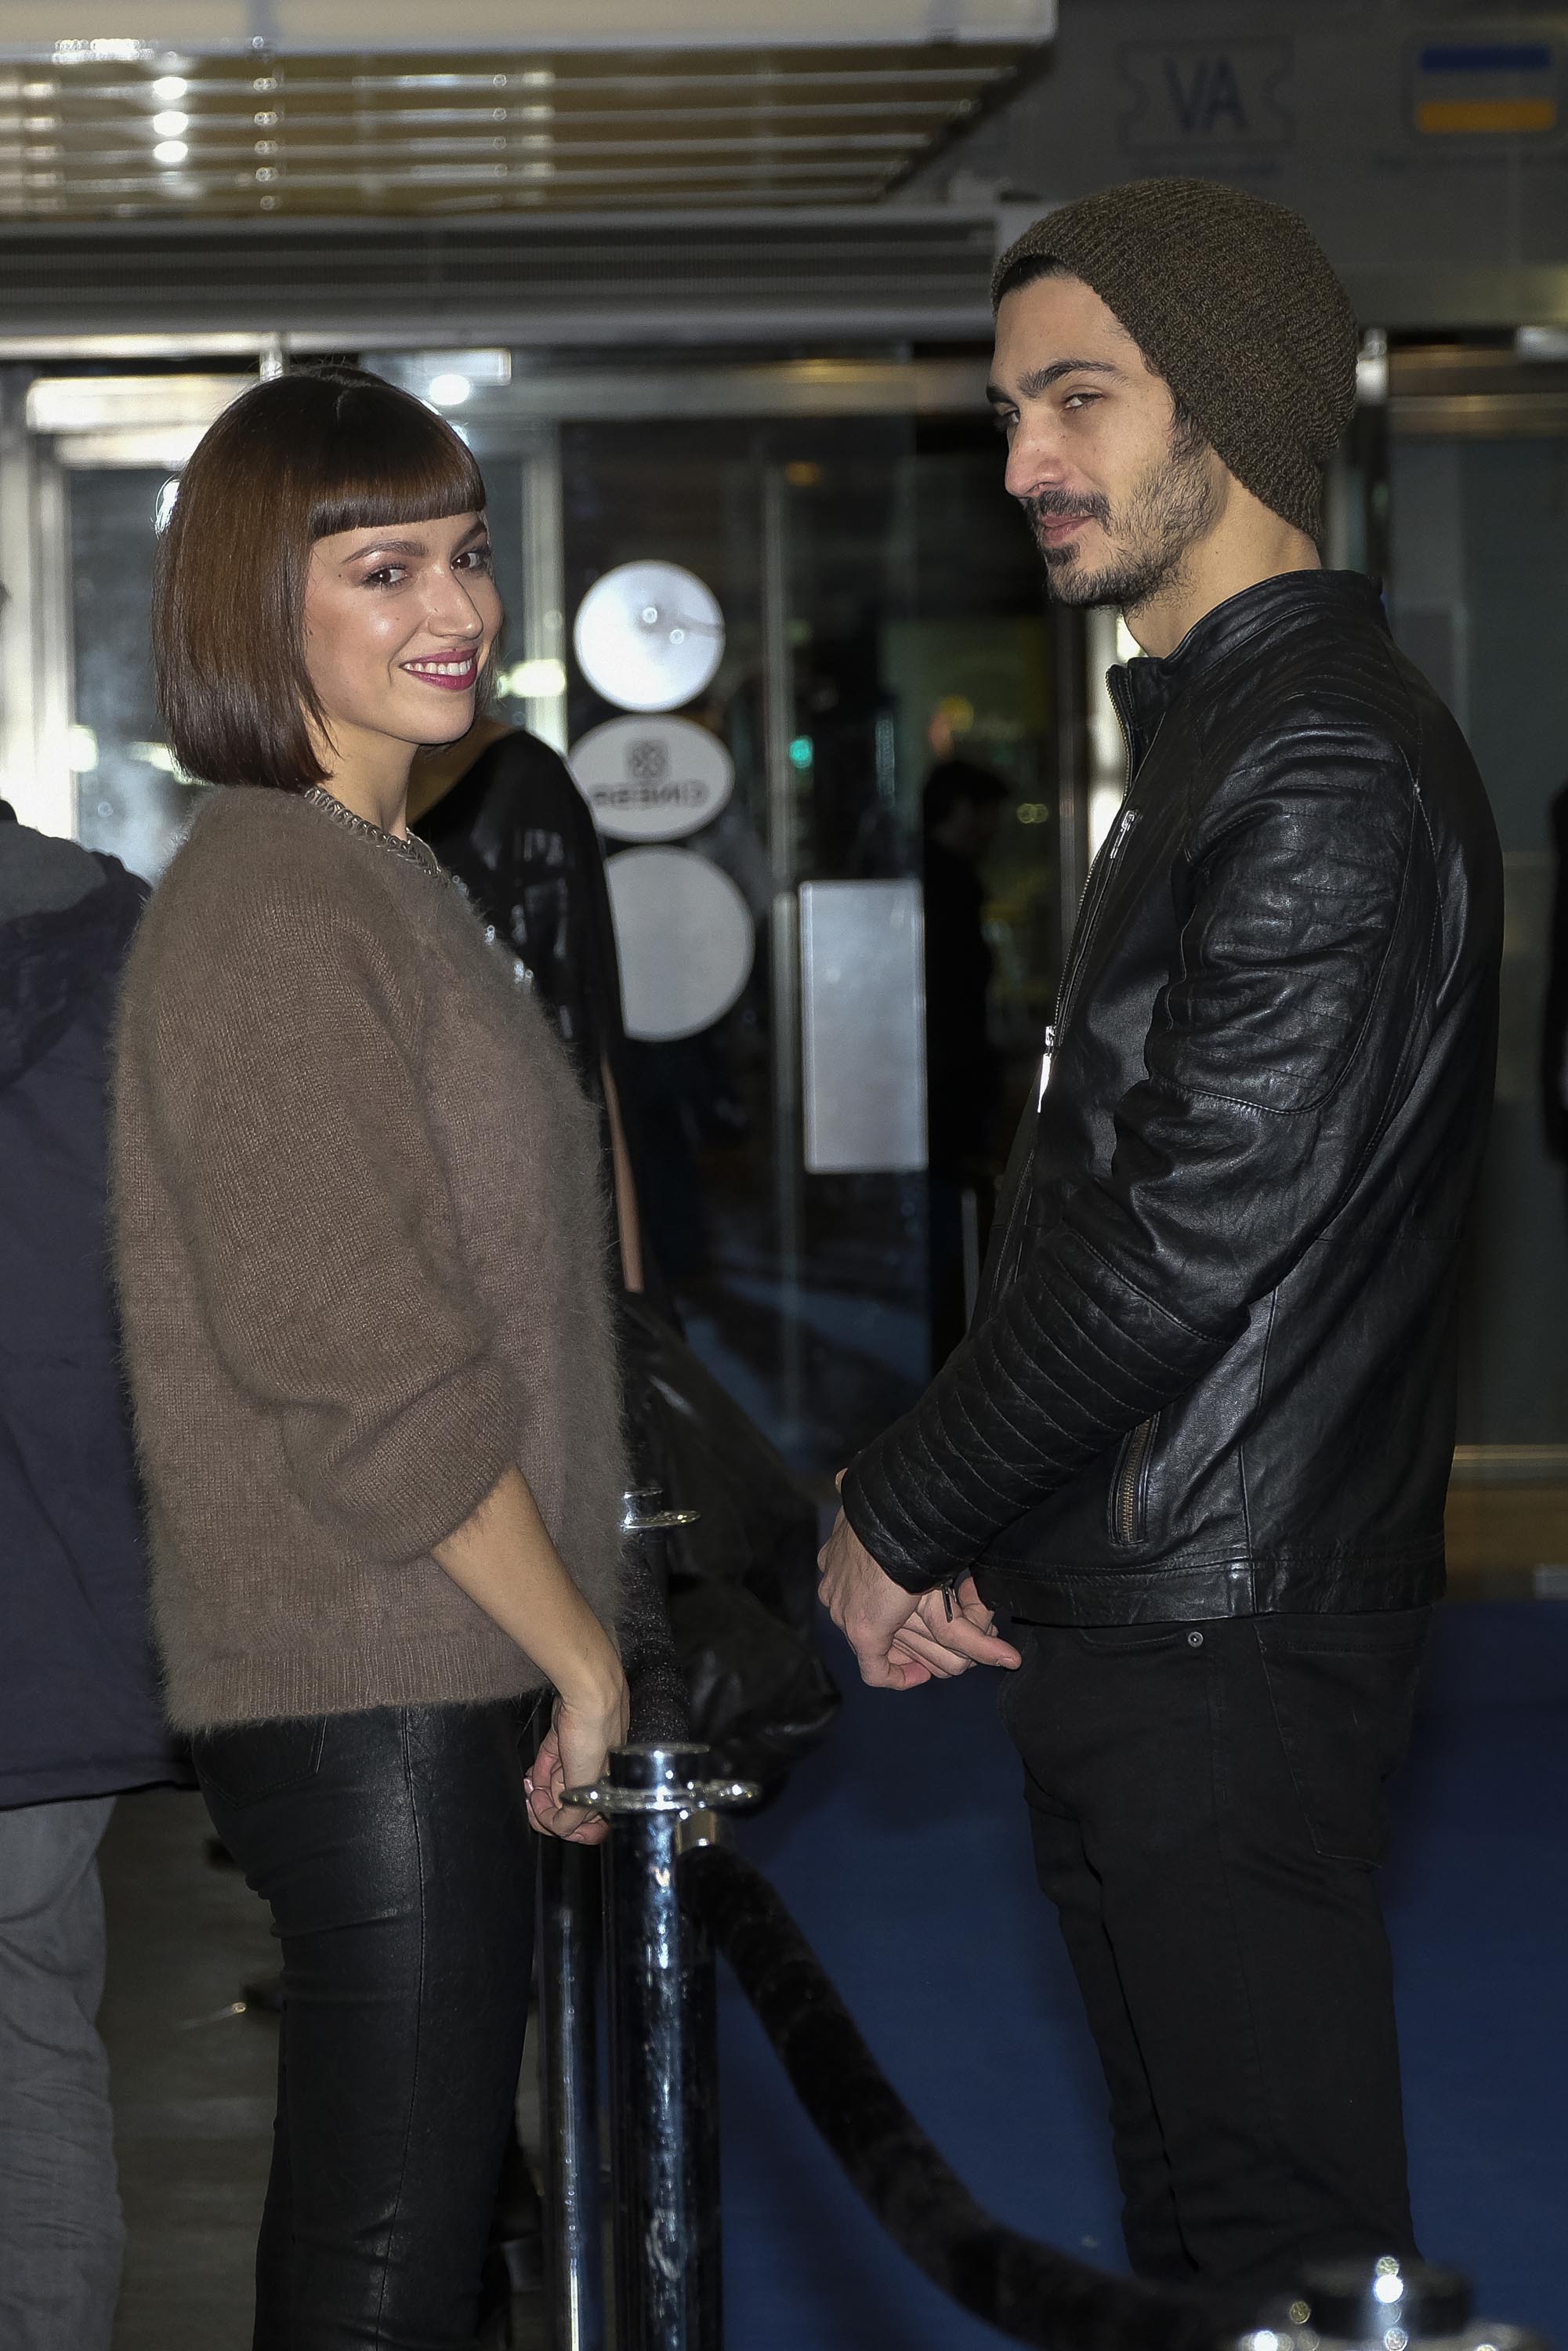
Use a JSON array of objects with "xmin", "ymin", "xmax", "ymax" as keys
[
  {"xmin": 570, "ymin": 715, "xmax": 734, "ymax": 843},
  {"xmin": 571, "ymin": 560, "xmax": 726, "ymax": 713},
  {"xmin": 605, "ymin": 847, "xmax": 755, "ymax": 1043}
]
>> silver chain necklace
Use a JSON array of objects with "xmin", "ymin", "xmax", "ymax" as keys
[{"xmin": 301, "ymin": 785, "xmax": 447, "ymax": 883}]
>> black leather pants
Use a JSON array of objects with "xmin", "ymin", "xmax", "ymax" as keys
[{"xmin": 194, "ymin": 1701, "xmax": 539, "ymax": 2350}]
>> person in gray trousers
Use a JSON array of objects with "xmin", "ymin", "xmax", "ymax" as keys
[{"xmin": 0, "ymin": 804, "xmax": 184, "ymax": 2351}]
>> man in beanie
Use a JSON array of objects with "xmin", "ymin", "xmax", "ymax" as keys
[{"xmin": 820, "ymin": 179, "xmax": 1501, "ymax": 2296}]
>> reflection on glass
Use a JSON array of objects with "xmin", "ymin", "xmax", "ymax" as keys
[
  {"xmin": 71, "ymin": 467, "xmax": 199, "ymax": 879},
  {"xmin": 561, "ymin": 415, "xmax": 1059, "ymax": 1476},
  {"xmin": 1389, "ymin": 433, "xmax": 1568, "ymax": 1447}
]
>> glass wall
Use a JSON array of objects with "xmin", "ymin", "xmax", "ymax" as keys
[
  {"xmin": 1388, "ymin": 420, "xmax": 1568, "ymax": 1453},
  {"xmin": 70, "ymin": 467, "xmax": 177, "ymax": 879}
]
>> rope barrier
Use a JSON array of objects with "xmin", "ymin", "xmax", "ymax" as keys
[
  {"xmin": 680, "ymin": 1838, "xmax": 1221, "ymax": 2351},
  {"xmin": 557, "ymin": 1740, "xmax": 1534, "ymax": 2351}
]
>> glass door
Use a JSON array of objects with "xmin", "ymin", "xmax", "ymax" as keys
[{"xmin": 555, "ymin": 410, "xmax": 1060, "ymax": 1474}]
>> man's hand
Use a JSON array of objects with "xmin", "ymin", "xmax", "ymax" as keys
[
  {"xmin": 888, "ymin": 1576, "xmax": 1021, "ymax": 1681},
  {"xmin": 817, "ymin": 1498, "xmax": 1023, "ymax": 1691},
  {"xmin": 817, "ymin": 1506, "xmax": 929, "ymax": 1689}
]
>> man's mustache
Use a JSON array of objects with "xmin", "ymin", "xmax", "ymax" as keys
[{"xmin": 1020, "ymin": 487, "xmax": 1110, "ymax": 529}]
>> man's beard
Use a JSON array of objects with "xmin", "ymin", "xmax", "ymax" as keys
[{"xmin": 1021, "ymin": 420, "xmax": 1221, "ymax": 614}]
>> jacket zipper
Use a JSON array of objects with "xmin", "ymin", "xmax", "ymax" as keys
[
  {"xmin": 1050, "ymin": 685, "xmax": 1144, "ymax": 1058},
  {"xmin": 989, "ymin": 684, "xmax": 1148, "ymax": 1309},
  {"xmin": 1054, "ymin": 804, "xmax": 1138, "ymax": 1049},
  {"xmin": 1113, "ymin": 1414, "xmax": 1159, "ymax": 1545},
  {"xmin": 988, "ymin": 813, "xmax": 1135, "ymax": 1309}
]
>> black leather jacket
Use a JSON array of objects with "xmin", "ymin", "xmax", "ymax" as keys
[{"xmin": 843, "ymin": 572, "xmax": 1502, "ymax": 1624}]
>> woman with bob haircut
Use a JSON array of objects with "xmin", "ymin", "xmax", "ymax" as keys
[{"xmin": 111, "ymin": 364, "xmax": 631, "ymax": 2345}]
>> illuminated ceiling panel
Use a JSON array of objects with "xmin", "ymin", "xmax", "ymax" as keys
[{"xmin": 0, "ymin": 34, "xmax": 1049, "ymax": 219}]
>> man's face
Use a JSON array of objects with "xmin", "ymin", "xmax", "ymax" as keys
[{"xmin": 988, "ymin": 270, "xmax": 1223, "ymax": 614}]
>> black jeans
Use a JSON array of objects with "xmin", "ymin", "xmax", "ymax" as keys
[
  {"xmin": 194, "ymin": 1701, "xmax": 539, "ymax": 2350},
  {"xmin": 998, "ymin": 1608, "xmax": 1430, "ymax": 2298}
]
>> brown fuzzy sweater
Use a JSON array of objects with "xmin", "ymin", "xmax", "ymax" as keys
[{"xmin": 111, "ymin": 785, "xmax": 626, "ymax": 1731}]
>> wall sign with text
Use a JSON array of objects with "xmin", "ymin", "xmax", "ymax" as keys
[{"xmin": 568, "ymin": 715, "xmax": 735, "ymax": 842}]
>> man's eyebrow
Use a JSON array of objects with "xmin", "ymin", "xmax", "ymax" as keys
[{"xmin": 986, "ymin": 357, "xmax": 1124, "ymax": 405}]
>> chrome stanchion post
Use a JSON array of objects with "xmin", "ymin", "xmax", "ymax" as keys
[
  {"xmin": 538, "ymin": 1836, "xmax": 605, "ymax": 2351},
  {"xmin": 679, "ymin": 1805, "xmax": 723, "ymax": 2351},
  {"xmin": 563, "ymin": 1742, "xmax": 756, "ymax": 2351},
  {"xmin": 612, "ymin": 1744, "xmax": 693, "ymax": 2351}
]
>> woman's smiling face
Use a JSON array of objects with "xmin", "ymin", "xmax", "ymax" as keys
[{"xmin": 302, "ymin": 508, "xmax": 502, "ymax": 762}]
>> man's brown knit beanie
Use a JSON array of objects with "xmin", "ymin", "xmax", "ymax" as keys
[{"xmin": 991, "ymin": 178, "xmax": 1357, "ymax": 539}]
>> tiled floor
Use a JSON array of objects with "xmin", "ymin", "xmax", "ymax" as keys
[
  {"xmin": 100, "ymin": 1791, "xmax": 550, "ymax": 2349},
  {"xmin": 100, "ymin": 1791, "xmax": 277, "ymax": 2351}
]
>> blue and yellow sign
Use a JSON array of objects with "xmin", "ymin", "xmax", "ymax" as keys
[{"xmin": 1413, "ymin": 42, "xmax": 1558, "ymax": 137}]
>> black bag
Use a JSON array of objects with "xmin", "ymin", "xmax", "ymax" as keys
[{"xmin": 618, "ymin": 1293, "xmax": 840, "ymax": 1795}]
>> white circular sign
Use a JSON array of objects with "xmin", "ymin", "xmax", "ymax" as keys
[
  {"xmin": 570, "ymin": 715, "xmax": 734, "ymax": 843},
  {"xmin": 572, "ymin": 560, "xmax": 726, "ymax": 713},
  {"xmin": 606, "ymin": 847, "xmax": 755, "ymax": 1043}
]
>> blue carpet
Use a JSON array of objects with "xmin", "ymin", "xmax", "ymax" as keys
[{"xmin": 718, "ymin": 1602, "xmax": 1568, "ymax": 2347}]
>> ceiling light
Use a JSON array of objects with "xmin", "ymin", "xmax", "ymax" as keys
[
  {"xmin": 151, "ymin": 75, "xmax": 187, "ymax": 100},
  {"xmin": 427, "ymin": 371, "xmax": 472, "ymax": 408},
  {"xmin": 151, "ymin": 109, "xmax": 187, "ymax": 135},
  {"xmin": 154, "ymin": 139, "xmax": 187, "ymax": 165}
]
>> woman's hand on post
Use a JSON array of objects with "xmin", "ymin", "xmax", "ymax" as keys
[
  {"xmin": 431, "ymin": 1463, "xmax": 634, "ymax": 1843},
  {"xmin": 524, "ymin": 1669, "xmax": 631, "ymax": 1846}
]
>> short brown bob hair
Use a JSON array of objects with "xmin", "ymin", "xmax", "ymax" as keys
[{"xmin": 153, "ymin": 364, "xmax": 487, "ymax": 793}]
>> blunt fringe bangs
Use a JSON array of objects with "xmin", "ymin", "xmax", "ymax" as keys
[{"xmin": 152, "ymin": 364, "xmax": 487, "ymax": 793}]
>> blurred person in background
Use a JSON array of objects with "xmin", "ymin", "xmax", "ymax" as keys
[
  {"xmin": 922, "ymin": 755, "xmax": 1008, "ymax": 1362},
  {"xmin": 112, "ymin": 369, "xmax": 632, "ymax": 2348},
  {"xmin": 411, "ymin": 713, "xmax": 650, "ymax": 1299},
  {"xmin": 821, "ymin": 179, "xmax": 1501, "ymax": 2301},
  {"xmin": 1539, "ymin": 779, "xmax": 1568, "ymax": 1162},
  {"xmin": 0, "ymin": 799, "xmax": 184, "ymax": 2351}
]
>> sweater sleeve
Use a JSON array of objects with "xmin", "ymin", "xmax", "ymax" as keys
[{"xmin": 139, "ymin": 866, "xmax": 521, "ymax": 1561}]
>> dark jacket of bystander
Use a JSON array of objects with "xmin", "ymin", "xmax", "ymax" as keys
[{"xmin": 0, "ymin": 809, "xmax": 181, "ymax": 1803}]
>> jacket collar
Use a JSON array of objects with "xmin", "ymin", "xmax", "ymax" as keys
[{"xmin": 1109, "ymin": 569, "xmax": 1386, "ymax": 753}]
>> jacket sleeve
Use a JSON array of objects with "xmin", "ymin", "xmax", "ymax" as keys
[
  {"xmin": 842, "ymin": 720, "xmax": 1429, "ymax": 1589},
  {"xmin": 137, "ymin": 871, "xmax": 522, "ymax": 1561}
]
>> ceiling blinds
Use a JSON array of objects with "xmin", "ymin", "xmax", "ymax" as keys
[{"xmin": 0, "ymin": 1, "xmax": 1053, "ymax": 218}]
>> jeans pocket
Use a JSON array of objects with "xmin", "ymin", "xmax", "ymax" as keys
[
  {"xmin": 1076, "ymin": 1623, "xmax": 1190, "ymax": 1657},
  {"xmin": 193, "ymin": 1716, "xmax": 328, "ymax": 1809},
  {"xmin": 1255, "ymin": 1609, "xmax": 1431, "ymax": 1866}
]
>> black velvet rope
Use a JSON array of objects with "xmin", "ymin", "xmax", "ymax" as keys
[{"xmin": 680, "ymin": 1842, "xmax": 1233, "ymax": 2351}]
